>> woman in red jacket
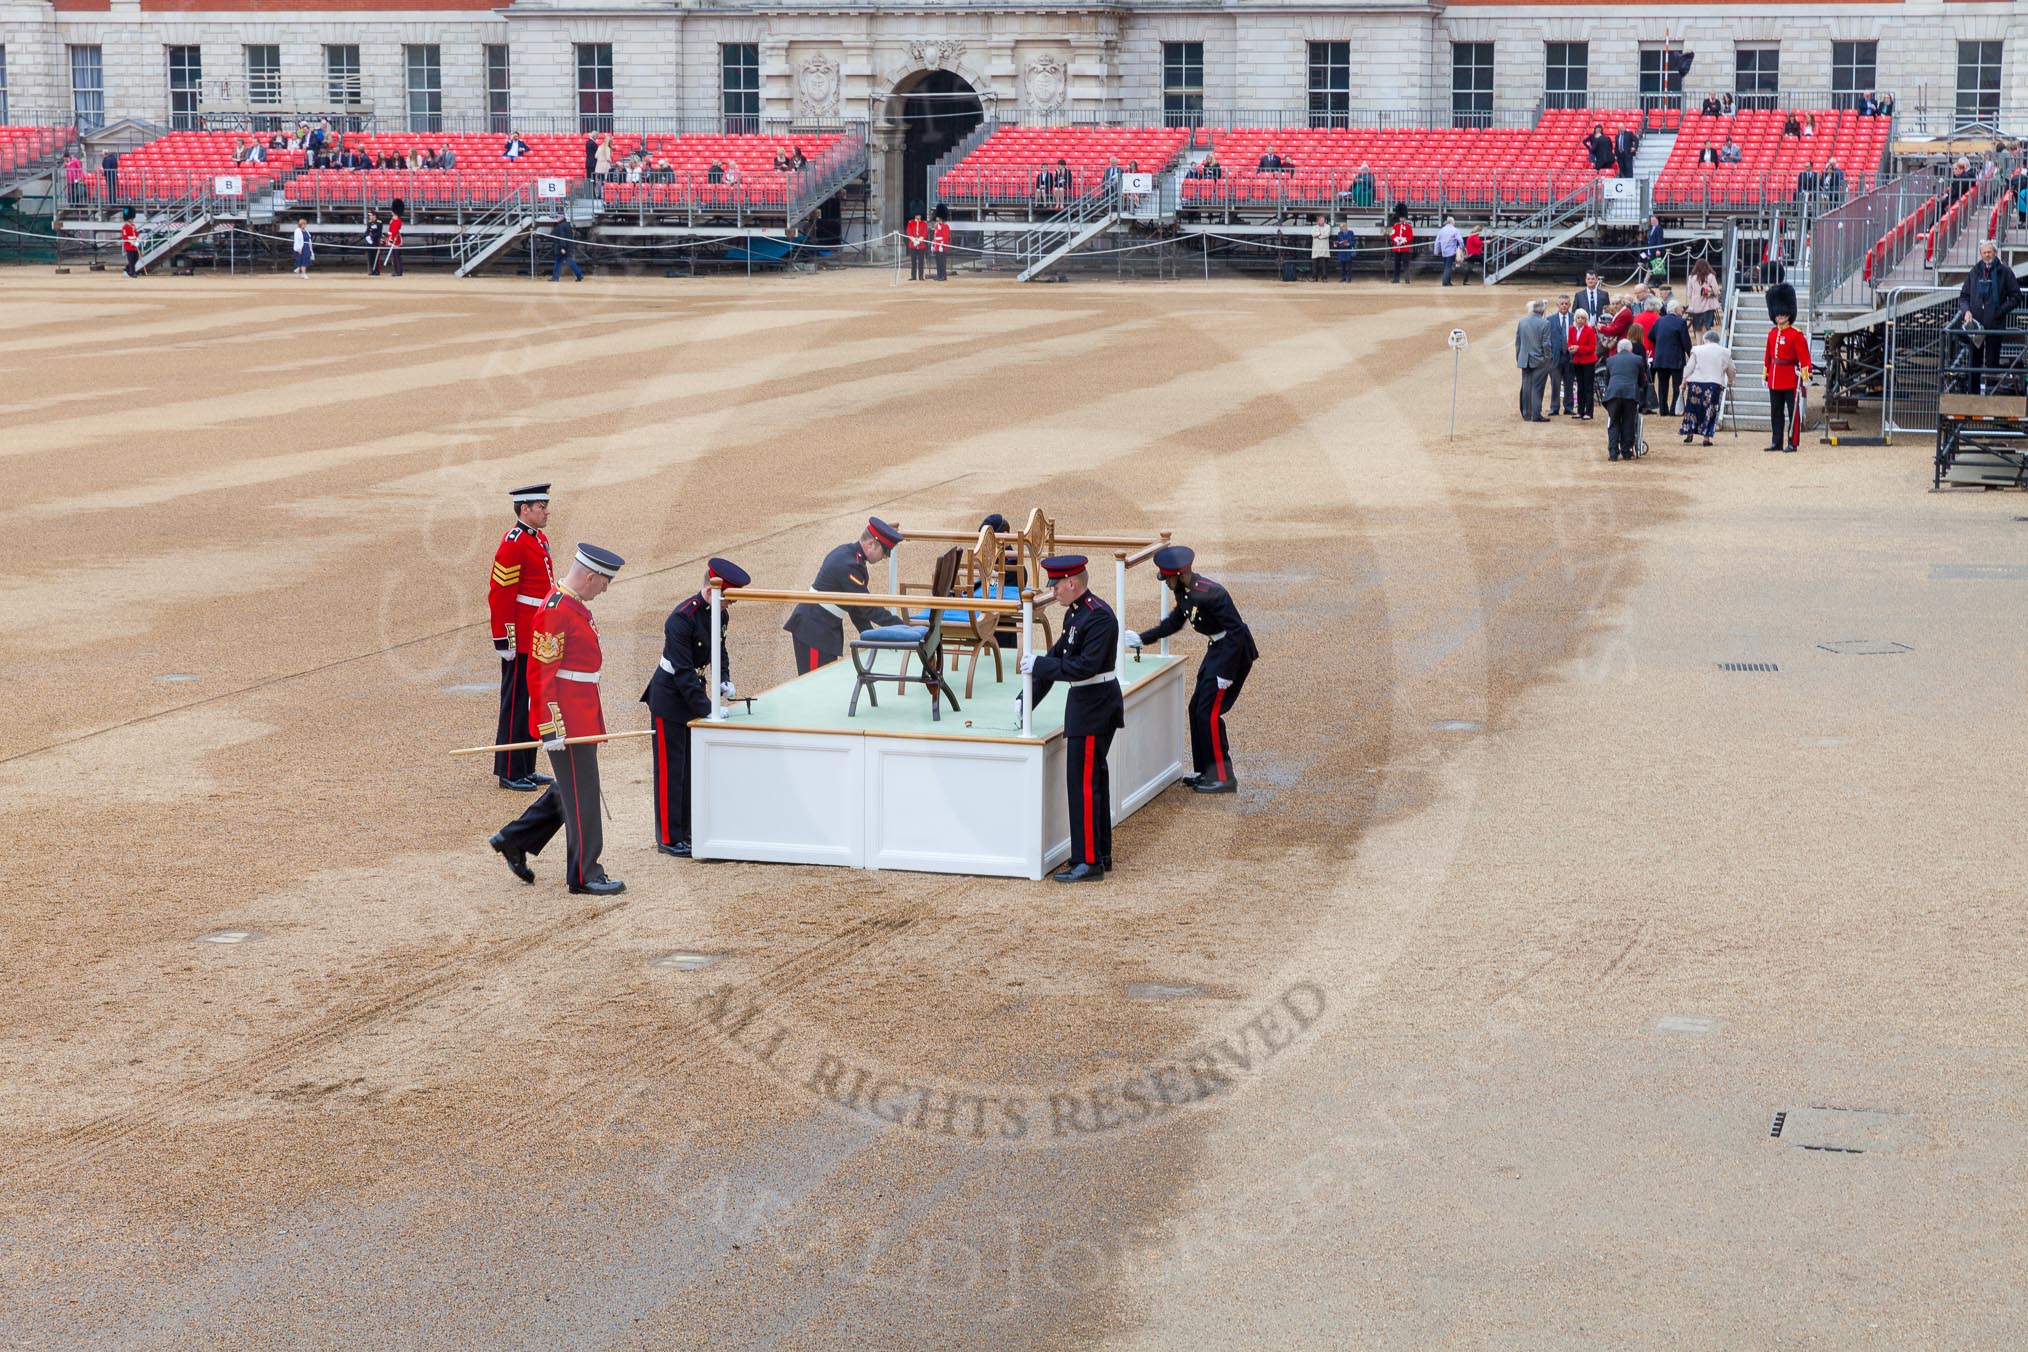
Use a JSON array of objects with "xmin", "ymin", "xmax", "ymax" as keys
[{"xmin": 1568, "ymin": 307, "xmax": 1600, "ymax": 420}]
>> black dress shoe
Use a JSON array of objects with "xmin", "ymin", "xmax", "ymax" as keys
[
  {"xmin": 1051, "ymin": 862, "xmax": 1105, "ymax": 883},
  {"xmin": 1099, "ymin": 858, "xmax": 1114, "ymax": 873},
  {"xmin": 1192, "ymin": 778, "xmax": 1238, "ymax": 794},
  {"xmin": 570, "ymin": 878, "xmax": 626, "ymax": 896},
  {"xmin": 489, "ymin": 832, "xmax": 534, "ymax": 883},
  {"xmin": 498, "ymin": 775, "xmax": 542, "ymax": 792},
  {"xmin": 1178, "ymin": 772, "xmax": 1203, "ymax": 788},
  {"xmin": 528, "ymin": 772, "xmax": 554, "ymax": 786},
  {"xmin": 657, "ymin": 841, "xmax": 691, "ymax": 858}
]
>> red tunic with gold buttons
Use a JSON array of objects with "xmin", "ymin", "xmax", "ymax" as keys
[
  {"xmin": 1763, "ymin": 325, "xmax": 1812, "ymax": 390},
  {"xmin": 527, "ymin": 587, "xmax": 605, "ymax": 741},
  {"xmin": 488, "ymin": 522, "xmax": 553, "ymax": 654}
]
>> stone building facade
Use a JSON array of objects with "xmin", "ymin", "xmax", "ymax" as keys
[{"xmin": 2, "ymin": 0, "xmax": 2022, "ymax": 222}]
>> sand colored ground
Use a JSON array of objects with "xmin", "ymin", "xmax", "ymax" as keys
[{"xmin": 0, "ymin": 268, "xmax": 2023, "ymax": 1349}]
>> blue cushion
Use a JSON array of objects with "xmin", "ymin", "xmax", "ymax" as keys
[{"xmin": 860, "ymin": 625, "xmax": 928, "ymax": 643}]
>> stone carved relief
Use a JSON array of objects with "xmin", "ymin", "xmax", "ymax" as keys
[
  {"xmin": 797, "ymin": 53, "xmax": 840, "ymax": 117},
  {"xmin": 907, "ymin": 39, "xmax": 966, "ymax": 72},
  {"xmin": 1023, "ymin": 54, "xmax": 1068, "ymax": 111}
]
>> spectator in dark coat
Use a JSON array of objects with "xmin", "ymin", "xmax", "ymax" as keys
[
  {"xmin": 1585, "ymin": 125, "xmax": 1615, "ymax": 172},
  {"xmin": 1648, "ymin": 302, "xmax": 1694, "ymax": 415},
  {"xmin": 1957, "ymin": 240, "xmax": 2022, "ymax": 390},
  {"xmin": 1601, "ymin": 340, "xmax": 1650, "ymax": 461},
  {"xmin": 1613, "ymin": 126, "xmax": 1640, "ymax": 178}
]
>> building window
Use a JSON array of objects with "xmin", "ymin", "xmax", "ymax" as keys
[
  {"xmin": 1306, "ymin": 42, "xmax": 1350, "ymax": 129},
  {"xmin": 486, "ymin": 45, "xmax": 511, "ymax": 134},
  {"xmin": 325, "ymin": 45, "xmax": 362, "ymax": 108},
  {"xmin": 167, "ymin": 45, "xmax": 202, "ymax": 130},
  {"xmin": 1637, "ymin": 45, "xmax": 1683, "ymax": 112},
  {"xmin": 1957, "ymin": 41, "xmax": 2003, "ymax": 123},
  {"xmin": 1451, "ymin": 42, "xmax": 1494, "ymax": 129},
  {"xmin": 1830, "ymin": 41, "xmax": 1877, "ymax": 112},
  {"xmin": 1162, "ymin": 42, "xmax": 1204, "ymax": 128},
  {"xmin": 245, "ymin": 45, "xmax": 281, "ymax": 107},
  {"xmin": 404, "ymin": 45, "xmax": 442, "ymax": 132},
  {"xmin": 719, "ymin": 43, "xmax": 758, "ymax": 133},
  {"xmin": 1734, "ymin": 44, "xmax": 1779, "ymax": 110},
  {"xmin": 576, "ymin": 42, "xmax": 614, "ymax": 132},
  {"xmin": 70, "ymin": 46, "xmax": 103, "ymax": 131},
  {"xmin": 0, "ymin": 47, "xmax": 9, "ymax": 126},
  {"xmin": 1545, "ymin": 41, "xmax": 1588, "ymax": 110}
]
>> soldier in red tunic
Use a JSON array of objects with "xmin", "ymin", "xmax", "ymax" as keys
[
  {"xmin": 905, "ymin": 213, "xmax": 929, "ymax": 281},
  {"xmin": 1762, "ymin": 306, "xmax": 1813, "ymax": 453},
  {"xmin": 1389, "ymin": 216, "xmax": 1414, "ymax": 284},
  {"xmin": 491, "ymin": 544, "xmax": 626, "ymax": 895},
  {"xmin": 487, "ymin": 483, "xmax": 557, "ymax": 791},
  {"xmin": 931, "ymin": 215, "xmax": 952, "ymax": 281},
  {"xmin": 120, "ymin": 207, "xmax": 141, "ymax": 278}
]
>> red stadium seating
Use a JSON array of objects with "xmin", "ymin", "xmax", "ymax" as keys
[
  {"xmin": 0, "ymin": 124, "xmax": 74, "ymax": 176},
  {"xmin": 934, "ymin": 126, "xmax": 1190, "ymax": 205},
  {"xmin": 1653, "ymin": 110, "xmax": 1890, "ymax": 207}
]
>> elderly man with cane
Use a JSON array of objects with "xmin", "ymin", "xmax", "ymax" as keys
[{"xmin": 1957, "ymin": 240, "xmax": 2022, "ymax": 394}]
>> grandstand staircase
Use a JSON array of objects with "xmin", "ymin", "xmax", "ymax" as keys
[
  {"xmin": 135, "ymin": 205, "xmax": 213, "ymax": 271},
  {"xmin": 1726, "ymin": 265, "xmax": 1813, "ymax": 432},
  {"xmin": 452, "ymin": 188, "xmax": 537, "ymax": 278},
  {"xmin": 1001, "ymin": 185, "xmax": 1120, "ymax": 282},
  {"xmin": 1484, "ymin": 179, "xmax": 1599, "ymax": 284}
]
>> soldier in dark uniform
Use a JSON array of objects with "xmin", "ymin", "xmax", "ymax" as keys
[
  {"xmin": 1021, "ymin": 555, "xmax": 1124, "ymax": 883},
  {"xmin": 490, "ymin": 544, "xmax": 626, "ymax": 896},
  {"xmin": 642, "ymin": 557, "xmax": 748, "ymax": 858},
  {"xmin": 1127, "ymin": 545, "xmax": 1258, "ymax": 794},
  {"xmin": 783, "ymin": 517, "xmax": 905, "ymax": 673}
]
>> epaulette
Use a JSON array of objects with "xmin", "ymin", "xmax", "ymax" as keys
[
  {"xmin": 506, "ymin": 524, "xmax": 524, "ymax": 541},
  {"xmin": 544, "ymin": 592, "xmax": 561, "ymax": 609}
]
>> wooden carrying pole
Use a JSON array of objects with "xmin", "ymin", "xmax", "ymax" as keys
[{"xmin": 447, "ymin": 729, "xmax": 655, "ymax": 757}]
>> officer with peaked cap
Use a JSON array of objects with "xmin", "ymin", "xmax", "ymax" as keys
[
  {"xmin": 643, "ymin": 557, "xmax": 748, "ymax": 858},
  {"xmin": 784, "ymin": 517, "xmax": 906, "ymax": 673},
  {"xmin": 1020, "ymin": 555, "xmax": 1124, "ymax": 882},
  {"xmin": 491, "ymin": 543, "xmax": 626, "ymax": 895},
  {"xmin": 1128, "ymin": 545, "xmax": 1258, "ymax": 793},
  {"xmin": 487, "ymin": 483, "xmax": 556, "ymax": 791}
]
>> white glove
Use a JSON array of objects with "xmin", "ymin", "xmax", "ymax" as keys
[
  {"xmin": 1125, "ymin": 634, "xmax": 1145, "ymax": 651},
  {"xmin": 1018, "ymin": 655, "xmax": 1037, "ymax": 675},
  {"xmin": 541, "ymin": 736, "xmax": 566, "ymax": 752},
  {"xmin": 1216, "ymin": 677, "xmax": 1234, "ymax": 690},
  {"xmin": 495, "ymin": 639, "xmax": 514, "ymax": 661},
  {"xmin": 719, "ymin": 681, "xmax": 736, "ymax": 699}
]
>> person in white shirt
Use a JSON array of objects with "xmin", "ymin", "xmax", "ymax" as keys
[
  {"xmin": 1678, "ymin": 330, "xmax": 1735, "ymax": 445},
  {"xmin": 1310, "ymin": 216, "xmax": 1330, "ymax": 281},
  {"xmin": 290, "ymin": 217, "xmax": 314, "ymax": 277},
  {"xmin": 1434, "ymin": 215, "xmax": 1464, "ymax": 287}
]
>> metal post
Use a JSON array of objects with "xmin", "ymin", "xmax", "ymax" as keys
[
  {"xmin": 1020, "ymin": 593, "xmax": 1034, "ymax": 737},
  {"xmin": 708, "ymin": 584, "xmax": 724, "ymax": 719},
  {"xmin": 1114, "ymin": 552, "xmax": 1128, "ymax": 671},
  {"xmin": 1157, "ymin": 569, "xmax": 1173, "ymax": 657},
  {"xmin": 887, "ymin": 546, "xmax": 899, "ymax": 596}
]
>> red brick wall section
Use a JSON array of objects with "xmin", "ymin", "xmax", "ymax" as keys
[{"xmin": 139, "ymin": 0, "xmax": 498, "ymax": 10}]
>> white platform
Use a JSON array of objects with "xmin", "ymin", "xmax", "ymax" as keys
[{"xmin": 690, "ymin": 657, "xmax": 1189, "ymax": 878}]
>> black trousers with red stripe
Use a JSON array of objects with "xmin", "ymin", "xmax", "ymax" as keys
[
  {"xmin": 1189, "ymin": 643, "xmax": 1253, "ymax": 781},
  {"xmin": 492, "ymin": 653, "xmax": 535, "ymax": 781},
  {"xmin": 496, "ymin": 744, "xmax": 606, "ymax": 888},
  {"xmin": 791, "ymin": 636, "xmax": 842, "ymax": 675},
  {"xmin": 651, "ymin": 715, "xmax": 695, "ymax": 847},
  {"xmin": 1065, "ymin": 727, "xmax": 1116, "ymax": 869}
]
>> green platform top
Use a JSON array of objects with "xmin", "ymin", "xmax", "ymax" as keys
[{"xmin": 697, "ymin": 649, "xmax": 1183, "ymax": 743}]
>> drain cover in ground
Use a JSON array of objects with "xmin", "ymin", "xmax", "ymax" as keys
[
  {"xmin": 1125, "ymin": 982, "xmax": 1203, "ymax": 1000},
  {"xmin": 1816, "ymin": 640, "xmax": 1913, "ymax": 656},
  {"xmin": 1770, "ymin": 1106, "xmax": 1918, "ymax": 1154},
  {"xmin": 650, "ymin": 952, "xmax": 721, "ymax": 971},
  {"xmin": 1930, "ymin": 563, "xmax": 2028, "ymax": 581}
]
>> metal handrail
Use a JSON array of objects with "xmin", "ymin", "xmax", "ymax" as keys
[
  {"xmin": 1482, "ymin": 177, "xmax": 1598, "ymax": 279},
  {"xmin": 1715, "ymin": 217, "xmax": 1743, "ymax": 427}
]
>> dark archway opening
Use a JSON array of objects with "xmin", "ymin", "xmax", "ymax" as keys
[{"xmin": 898, "ymin": 71, "xmax": 983, "ymax": 218}]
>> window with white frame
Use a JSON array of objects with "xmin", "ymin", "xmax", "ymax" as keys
[
  {"xmin": 325, "ymin": 45, "xmax": 362, "ymax": 107},
  {"xmin": 1545, "ymin": 41, "xmax": 1587, "ymax": 110},
  {"xmin": 1957, "ymin": 41, "xmax": 2002, "ymax": 123},
  {"xmin": 245, "ymin": 45, "xmax": 281, "ymax": 107},
  {"xmin": 405, "ymin": 45, "xmax": 441, "ymax": 132},
  {"xmin": 720, "ymin": 43, "xmax": 758, "ymax": 133},
  {"xmin": 71, "ymin": 46, "xmax": 103, "ymax": 131},
  {"xmin": 486, "ymin": 45, "xmax": 511, "ymax": 134},
  {"xmin": 0, "ymin": 47, "xmax": 9, "ymax": 126},
  {"xmin": 1734, "ymin": 44, "xmax": 1779, "ymax": 110},
  {"xmin": 576, "ymin": 42, "xmax": 614, "ymax": 133},
  {"xmin": 1308, "ymin": 42, "xmax": 1350, "ymax": 129},
  {"xmin": 168, "ymin": 45, "xmax": 202, "ymax": 130},
  {"xmin": 1637, "ymin": 45, "xmax": 1681, "ymax": 112},
  {"xmin": 1830, "ymin": 41, "xmax": 1876, "ymax": 112},
  {"xmin": 1451, "ymin": 42, "xmax": 1494, "ymax": 129},
  {"xmin": 1162, "ymin": 42, "xmax": 1203, "ymax": 128}
]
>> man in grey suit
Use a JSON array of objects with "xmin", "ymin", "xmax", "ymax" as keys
[
  {"xmin": 1515, "ymin": 299, "xmax": 1557, "ymax": 422},
  {"xmin": 1600, "ymin": 338, "xmax": 1650, "ymax": 461}
]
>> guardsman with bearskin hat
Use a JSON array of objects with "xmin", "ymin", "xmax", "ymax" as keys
[
  {"xmin": 783, "ymin": 517, "xmax": 906, "ymax": 673},
  {"xmin": 491, "ymin": 544, "xmax": 626, "ymax": 896},
  {"xmin": 488, "ymin": 483, "xmax": 556, "ymax": 791},
  {"xmin": 1021, "ymin": 555, "xmax": 1125, "ymax": 883},
  {"xmin": 642, "ymin": 558, "xmax": 748, "ymax": 858},
  {"xmin": 1128, "ymin": 545, "xmax": 1257, "ymax": 793}
]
